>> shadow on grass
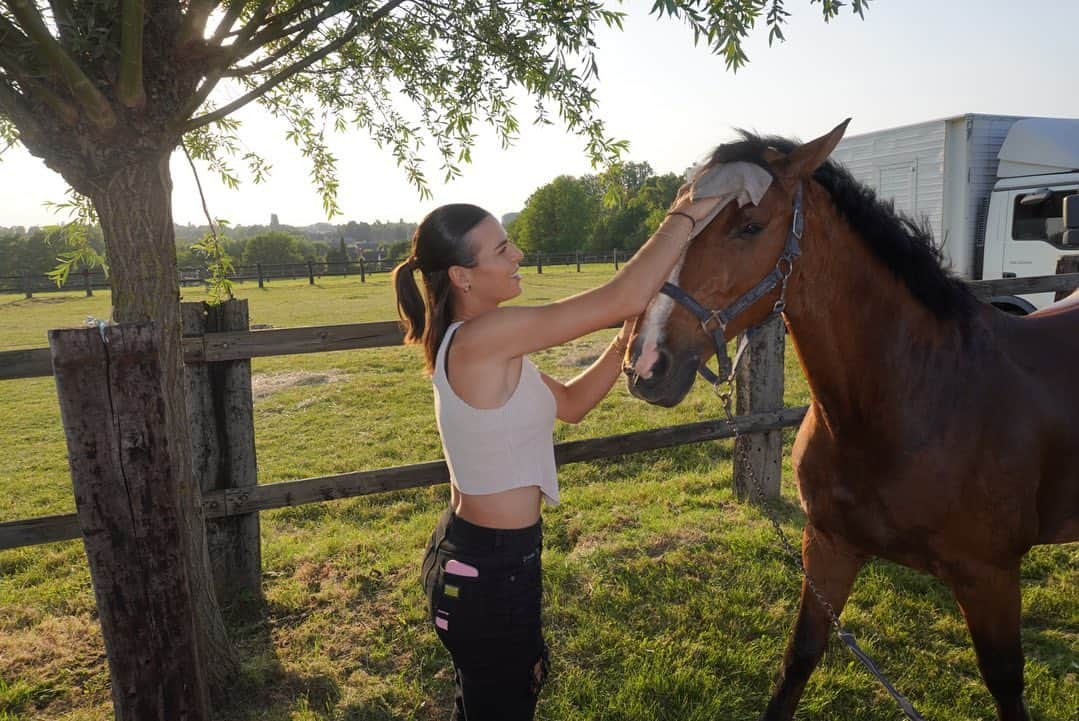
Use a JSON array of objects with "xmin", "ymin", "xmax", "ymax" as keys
[{"xmin": 212, "ymin": 595, "xmax": 342, "ymax": 721}]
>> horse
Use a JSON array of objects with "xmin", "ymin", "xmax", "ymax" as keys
[{"xmin": 624, "ymin": 121, "xmax": 1079, "ymax": 721}]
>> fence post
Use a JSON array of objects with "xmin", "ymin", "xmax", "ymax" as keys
[
  {"xmin": 23, "ymin": 272, "xmax": 32, "ymax": 299},
  {"xmin": 732, "ymin": 315, "xmax": 785, "ymax": 502},
  {"xmin": 182, "ymin": 301, "xmax": 261, "ymax": 605},
  {"xmin": 48, "ymin": 322, "xmax": 210, "ymax": 721},
  {"xmin": 83, "ymin": 268, "xmax": 93, "ymax": 297},
  {"xmin": 576, "ymin": 250, "xmax": 581, "ymax": 273},
  {"xmin": 613, "ymin": 249, "xmax": 619, "ymax": 271},
  {"xmin": 257, "ymin": 263, "xmax": 264, "ymax": 289},
  {"xmin": 307, "ymin": 261, "xmax": 315, "ymax": 285},
  {"xmin": 537, "ymin": 252, "xmax": 543, "ymax": 274},
  {"xmin": 359, "ymin": 257, "xmax": 366, "ymax": 283}
]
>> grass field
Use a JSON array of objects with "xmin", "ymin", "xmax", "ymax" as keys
[{"xmin": 1, "ymin": 267, "xmax": 1076, "ymax": 721}]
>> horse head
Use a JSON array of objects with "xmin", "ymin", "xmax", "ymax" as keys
[{"xmin": 625, "ymin": 120, "xmax": 849, "ymax": 407}]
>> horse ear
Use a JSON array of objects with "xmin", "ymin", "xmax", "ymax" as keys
[{"xmin": 774, "ymin": 119, "xmax": 851, "ymax": 179}]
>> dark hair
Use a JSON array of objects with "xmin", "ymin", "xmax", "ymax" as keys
[{"xmin": 393, "ymin": 203, "xmax": 489, "ymax": 374}]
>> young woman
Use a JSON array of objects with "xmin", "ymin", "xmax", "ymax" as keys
[{"xmin": 393, "ymin": 188, "xmax": 721, "ymax": 720}]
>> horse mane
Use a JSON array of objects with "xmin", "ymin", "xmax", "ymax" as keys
[{"xmin": 707, "ymin": 132, "xmax": 977, "ymax": 321}]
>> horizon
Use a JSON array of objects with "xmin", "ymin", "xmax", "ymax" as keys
[{"xmin": 2, "ymin": 0, "xmax": 1078, "ymax": 228}]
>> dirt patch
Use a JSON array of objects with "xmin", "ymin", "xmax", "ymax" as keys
[{"xmin": 251, "ymin": 370, "xmax": 347, "ymax": 399}]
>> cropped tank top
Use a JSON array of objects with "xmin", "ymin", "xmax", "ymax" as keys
[{"xmin": 433, "ymin": 321, "xmax": 560, "ymax": 505}]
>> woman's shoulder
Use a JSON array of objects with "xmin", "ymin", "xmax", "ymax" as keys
[{"xmin": 448, "ymin": 312, "xmax": 526, "ymax": 366}]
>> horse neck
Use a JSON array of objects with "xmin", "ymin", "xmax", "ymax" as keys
[{"xmin": 780, "ymin": 192, "xmax": 970, "ymax": 433}]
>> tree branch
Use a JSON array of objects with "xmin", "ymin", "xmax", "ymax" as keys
[
  {"xmin": 225, "ymin": 22, "xmax": 320, "ymax": 76},
  {"xmin": 0, "ymin": 75, "xmax": 43, "ymax": 138},
  {"xmin": 0, "ymin": 47, "xmax": 79, "ymax": 124},
  {"xmin": 176, "ymin": 0, "xmax": 220, "ymax": 48},
  {"xmin": 208, "ymin": 0, "xmax": 251, "ymax": 46},
  {"xmin": 47, "ymin": 0, "xmax": 78, "ymax": 47},
  {"xmin": 4, "ymin": 0, "xmax": 116, "ymax": 127},
  {"xmin": 175, "ymin": 0, "xmax": 276, "ymax": 124},
  {"xmin": 232, "ymin": 0, "xmax": 336, "ymax": 61},
  {"xmin": 183, "ymin": 0, "xmax": 409, "ymax": 131},
  {"xmin": 117, "ymin": 0, "xmax": 146, "ymax": 107}
]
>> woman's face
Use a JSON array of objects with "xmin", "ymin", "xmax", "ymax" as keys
[{"xmin": 462, "ymin": 215, "xmax": 525, "ymax": 303}]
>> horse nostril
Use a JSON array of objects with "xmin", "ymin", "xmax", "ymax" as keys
[{"xmin": 651, "ymin": 349, "xmax": 671, "ymax": 378}]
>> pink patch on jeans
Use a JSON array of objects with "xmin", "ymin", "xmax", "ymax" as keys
[{"xmin": 435, "ymin": 617, "xmax": 449, "ymax": 630}]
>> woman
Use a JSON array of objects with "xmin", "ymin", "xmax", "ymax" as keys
[{"xmin": 393, "ymin": 187, "xmax": 721, "ymax": 720}]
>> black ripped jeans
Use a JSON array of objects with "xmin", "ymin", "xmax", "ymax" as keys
[{"xmin": 421, "ymin": 509, "xmax": 549, "ymax": 721}]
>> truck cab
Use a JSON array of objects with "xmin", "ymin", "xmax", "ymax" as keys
[
  {"xmin": 983, "ymin": 174, "xmax": 1079, "ymax": 311},
  {"xmin": 980, "ymin": 118, "xmax": 1079, "ymax": 311}
]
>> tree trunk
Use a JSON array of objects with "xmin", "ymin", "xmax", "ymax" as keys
[{"xmin": 90, "ymin": 152, "xmax": 239, "ymax": 699}]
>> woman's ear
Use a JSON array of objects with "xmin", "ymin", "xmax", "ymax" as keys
[{"xmin": 448, "ymin": 265, "xmax": 471, "ymax": 292}]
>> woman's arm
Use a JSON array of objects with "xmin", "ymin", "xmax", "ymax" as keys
[
  {"xmin": 455, "ymin": 191, "xmax": 717, "ymax": 362},
  {"xmin": 539, "ymin": 320, "xmax": 632, "ymax": 424}
]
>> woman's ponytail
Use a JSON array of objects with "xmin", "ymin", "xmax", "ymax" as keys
[{"xmin": 393, "ymin": 257, "xmax": 425, "ymax": 345}]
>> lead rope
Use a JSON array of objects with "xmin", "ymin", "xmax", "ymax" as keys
[{"xmin": 714, "ymin": 378, "xmax": 926, "ymax": 721}]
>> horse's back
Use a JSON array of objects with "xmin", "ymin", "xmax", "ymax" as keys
[{"xmin": 995, "ymin": 303, "xmax": 1079, "ymax": 545}]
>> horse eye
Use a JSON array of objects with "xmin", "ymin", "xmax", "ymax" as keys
[{"xmin": 741, "ymin": 222, "xmax": 764, "ymax": 236}]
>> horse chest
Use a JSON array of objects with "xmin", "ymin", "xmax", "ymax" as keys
[{"xmin": 794, "ymin": 437, "xmax": 938, "ymax": 562}]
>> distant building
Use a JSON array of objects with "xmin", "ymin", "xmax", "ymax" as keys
[{"xmin": 270, "ymin": 213, "xmax": 280, "ymax": 229}]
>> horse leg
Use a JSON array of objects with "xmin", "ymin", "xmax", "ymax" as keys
[
  {"xmin": 950, "ymin": 564, "xmax": 1029, "ymax": 721},
  {"xmin": 759, "ymin": 525, "xmax": 866, "ymax": 721}
]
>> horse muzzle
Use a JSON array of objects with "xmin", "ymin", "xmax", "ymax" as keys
[{"xmin": 624, "ymin": 344, "xmax": 699, "ymax": 407}]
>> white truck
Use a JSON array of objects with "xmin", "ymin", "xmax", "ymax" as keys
[{"xmin": 830, "ymin": 113, "xmax": 1079, "ymax": 312}]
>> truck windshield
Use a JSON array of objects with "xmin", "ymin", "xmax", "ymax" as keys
[{"xmin": 1013, "ymin": 190, "xmax": 1077, "ymax": 248}]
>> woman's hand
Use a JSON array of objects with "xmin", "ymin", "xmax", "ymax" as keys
[{"xmin": 666, "ymin": 182, "xmax": 724, "ymax": 227}]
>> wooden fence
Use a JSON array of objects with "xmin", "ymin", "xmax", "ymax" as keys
[
  {"xmin": 2, "ymin": 271, "xmax": 1078, "ymax": 560},
  {"xmin": 0, "ymin": 252, "xmax": 629, "ymax": 297}
]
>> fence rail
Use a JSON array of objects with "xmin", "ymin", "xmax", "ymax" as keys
[
  {"xmin": 3, "ymin": 273, "xmax": 1078, "ymax": 382},
  {"xmin": 0, "ymin": 407, "xmax": 806, "ymax": 550},
  {"xmin": 0, "ymin": 252, "xmax": 629, "ymax": 296}
]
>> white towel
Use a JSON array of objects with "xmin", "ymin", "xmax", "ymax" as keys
[{"xmin": 687, "ymin": 161, "xmax": 773, "ymax": 240}]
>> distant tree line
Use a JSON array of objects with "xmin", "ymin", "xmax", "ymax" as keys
[
  {"xmin": 0, "ymin": 219, "xmax": 417, "ymax": 278},
  {"xmin": 507, "ymin": 161, "xmax": 683, "ymax": 254}
]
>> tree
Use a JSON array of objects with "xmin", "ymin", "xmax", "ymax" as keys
[
  {"xmin": 326, "ymin": 237, "xmax": 349, "ymax": 264},
  {"xmin": 240, "ymin": 231, "xmax": 304, "ymax": 266},
  {"xmin": 0, "ymin": 0, "xmax": 871, "ymax": 709},
  {"xmin": 512, "ymin": 175, "xmax": 600, "ymax": 253}
]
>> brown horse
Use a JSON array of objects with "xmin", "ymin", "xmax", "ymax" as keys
[{"xmin": 625, "ymin": 121, "xmax": 1079, "ymax": 721}]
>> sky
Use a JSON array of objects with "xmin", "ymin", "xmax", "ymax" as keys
[{"xmin": 1, "ymin": 0, "xmax": 1078, "ymax": 228}]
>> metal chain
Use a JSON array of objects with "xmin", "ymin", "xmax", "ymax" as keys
[{"xmin": 715, "ymin": 379, "xmax": 927, "ymax": 721}]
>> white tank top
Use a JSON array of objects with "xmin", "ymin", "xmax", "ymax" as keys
[{"xmin": 433, "ymin": 321, "xmax": 560, "ymax": 505}]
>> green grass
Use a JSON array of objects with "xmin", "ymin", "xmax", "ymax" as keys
[{"xmin": 1, "ymin": 267, "xmax": 1076, "ymax": 721}]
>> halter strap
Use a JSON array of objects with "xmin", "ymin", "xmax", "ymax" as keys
[{"xmin": 660, "ymin": 182, "xmax": 804, "ymax": 386}]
